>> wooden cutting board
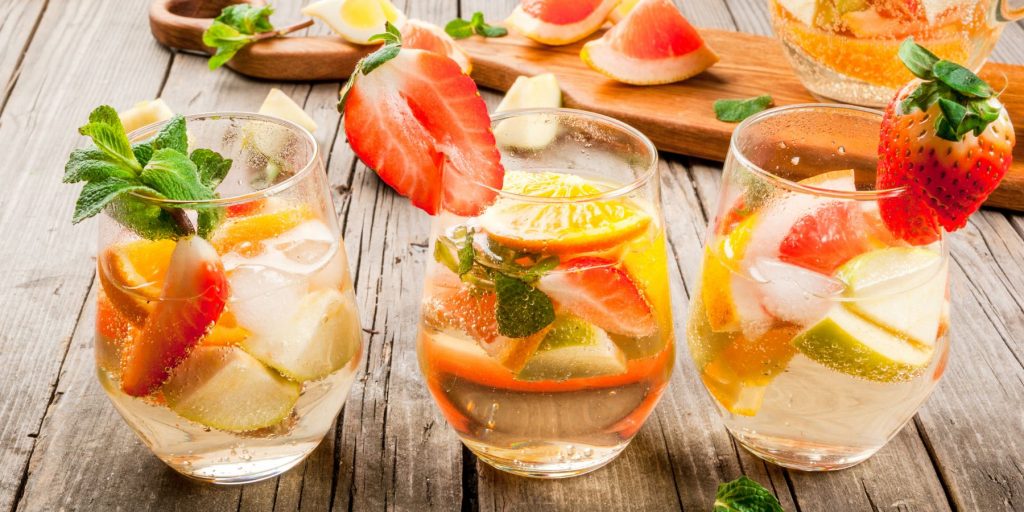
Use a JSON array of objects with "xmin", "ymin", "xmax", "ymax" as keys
[{"xmin": 150, "ymin": 0, "xmax": 1024, "ymax": 212}]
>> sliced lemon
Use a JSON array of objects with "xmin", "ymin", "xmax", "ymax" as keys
[
  {"xmin": 700, "ymin": 214, "xmax": 757, "ymax": 332},
  {"xmin": 479, "ymin": 171, "xmax": 652, "ymax": 254},
  {"xmin": 302, "ymin": 0, "xmax": 407, "ymax": 45},
  {"xmin": 98, "ymin": 239, "xmax": 177, "ymax": 326},
  {"xmin": 259, "ymin": 88, "xmax": 317, "ymax": 133},
  {"xmin": 163, "ymin": 346, "xmax": 300, "ymax": 432},
  {"xmin": 494, "ymin": 74, "xmax": 562, "ymax": 150},
  {"xmin": 617, "ymin": 230, "xmax": 673, "ymax": 359},
  {"xmin": 792, "ymin": 306, "xmax": 934, "ymax": 382},
  {"xmin": 119, "ymin": 99, "xmax": 174, "ymax": 133},
  {"xmin": 515, "ymin": 315, "xmax": 628, "ymax": 381},
  {"xmin": 836, "ymin": 247, "xmax": 946, "ymax": 347}
]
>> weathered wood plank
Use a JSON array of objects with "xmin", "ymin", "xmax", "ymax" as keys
[
  {"xmin": 0, "ymin": 1, "xmax": 174, "ymax": 510},
  {"xmin": 0, "ymin": 0, "xmax": 47, "ymax": 112}
]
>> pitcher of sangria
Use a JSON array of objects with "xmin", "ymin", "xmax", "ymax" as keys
[{"xmin": 770, "ymin": 0, "xmax": 1024, "ymax": 105}]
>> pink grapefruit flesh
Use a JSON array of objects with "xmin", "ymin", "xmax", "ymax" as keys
[
  {"xmin": 506, "ymin": 0, "xmax": 620, "ymax": 45},
  {"xmin": 401, "ymin": 19, "xmax": 472, "ymax": 74}
]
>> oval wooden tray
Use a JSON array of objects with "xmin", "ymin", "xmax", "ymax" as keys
[{"xmin": 150, "ymin": 0, "xmax": 1024, "ymax": 212}]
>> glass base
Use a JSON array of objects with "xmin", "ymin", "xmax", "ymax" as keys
[
  {"xmin": 164, "ymin": 445, "xmax": 318, "ymax": 485},
  {"xmin": 729, "ymin": 427, "xmax": 880, "ymax": 471},
  {"xmin": 463, "ymin": 439, "xmax": 629, "ymax": 479}
]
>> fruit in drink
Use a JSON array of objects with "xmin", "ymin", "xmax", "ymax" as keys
[
  {"xmin": 505, "ymin": 0, "xmax": 620, "ymax": 45},
  {"xmin": 211, "ymin": 205, "xmax": 314, "ymax": 256},
  {"xmin": 120, "ymin": 236, "xmax": 229, "ymax": 396},
  {"xmin": 163, "ymin": 346, "xmax": 301, "ymax": 431},
  {"xmin": 515, "ymin": 315, "xmax": 629, "ymax": 381},
  {"xmin": 877, "ymin": 41, "xmax": 1014, "ymax": 243},
  {"xmin": 302, "ymin": 0, "xmax": 407, "ymax": 45},
  {"xmin": 700, "ymin": 325, "xmax": 800, "ymax": 415},
  {"xmin": 401, "ymin": 19, "xmax": 472, "ymax": 74},
  {"xmin": 342, "ymin": 49, "xmax": 503, "ymax": 216},
  {"xmin": 99, "ymin": 238, "xmax": 177, "ymax": 326},
  {"xmin": 581, "ymin": 0, "xmax": 718, "ymax": 85}
]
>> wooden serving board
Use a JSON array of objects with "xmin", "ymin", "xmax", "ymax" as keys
[{"xmin": 150, "ymin": 0, "xmax": 1024, "ymax": 212}]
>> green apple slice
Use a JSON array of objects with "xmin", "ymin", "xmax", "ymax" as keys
[
  {"xmin": 837, "ymin": 247, "xmax": 946, "ymax": 347},
  {"xmin": 793, "ymin": 306, "xmax": 934, "ymax": 383},
  {"xmin": 163, "ymin": 346, "xmax": 300, "ymax": 432},
  {"xmin": 242, "ymin": 288, "xmax": 362, "ymax": 382},
  {"xmin": 516, "ymin": 315, "xmax": 628, "ymax": 381}
]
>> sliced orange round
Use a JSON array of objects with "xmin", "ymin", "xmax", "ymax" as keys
[
  {"xmin": 98, "ymin": 239, "xmax": 177, "ymax": 326},
  {"xmin": 210, "ymin": 204, "xmax": 314, "ymax": 256},
  {"xmin": 478, "ymin": 171, "xmax": 652, "ymax": 254}
]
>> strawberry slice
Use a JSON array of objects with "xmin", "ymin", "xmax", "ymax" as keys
[
  {"xmin": 342, "ymin": 46, "xmax": 503, "ymax": 216},
  {"xmin": 877, "ymin": 40, "xmax": 1015, "ymax": 244},
  {"xmin": 537, "ymin": 257, "xmax": 657, "ymax": 338},
  {"xmin": 120, "ymin": 236, "xmax": 229, "ymax": 397}
]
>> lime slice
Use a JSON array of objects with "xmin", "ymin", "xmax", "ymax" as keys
[
  {"xmin": 163, "ymin": 346, "xmax": 300, "ymax": 432},
  {"xmin": 516, "ymin": 315, "xmax": 628, "ymax": 381},
  {"xmin": 792, "ymin": 306, "xmax": 934, "ymax": 382},
  {"xmin": 259, "ymin": 88, "xmax": 318, "ymax": 133},
  {"xmin": 836, "ymin": 247, "xmax": 946, "ymax": 346},
  {"xmin": 494, "ymin": 74, "xmax": 562, "ymax": 149},
  {"xmin": 241, "ymin": 288, "xmax": 362, "ymax": 382}
]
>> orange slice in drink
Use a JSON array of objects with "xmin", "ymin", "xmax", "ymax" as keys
[
  {"xmin": 201, "ymin": 309, "xmax": 251, "ymax": 347},
  {"xmin": 479, "ymin": 171, "xmax": 652, "ymax": 254},
  {"xmin": 701, "ymin": 325, "xmax": 800, "ymax": 416},
  {"xmin": 211, "ymin": 204, "xmax": 314, "ymax": 256},
  {"xmin": 98, "ymin": 239, "xmax": 177, "ymax": 326}
]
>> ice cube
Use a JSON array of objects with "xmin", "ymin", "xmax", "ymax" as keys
[
  {"xmin": 752, "ymin": 258, "xmax": 845, "ymax": 326},
  {"xmin": 228, "ymin": 266, "xmax": 307, "ymax": 338}
]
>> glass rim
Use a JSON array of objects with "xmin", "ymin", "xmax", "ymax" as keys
[
  {"xmin": 484, "ymin": 108, "xmax": 659, "ymax": 203},
  {"xmin": 125, "ymin": 111, "xmax": 320, "ymax": 207},
  {"xmin": 730, "ymin": 103, "xmax": 907, "ymax": 201}
]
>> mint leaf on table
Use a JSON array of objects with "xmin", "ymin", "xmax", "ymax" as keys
[
  {"xmin": 713, "ymin": 476, "xmax": 785, "ymax": 512},
  {"xmin": 202, "ymin": 4, "xmax": 276, "ymax": 70},
  {"xmin": 714, "ymin": 96, "xmax": 774, "ymax": 123},
  {"xmin": 339, "ymin": 22, "xmax": 404, "ymax": 112},
  {"xmin": 444, "ymin": 11, "xmax": 507, "ymax": 39},
  {"xmin": 216, "ymin": 3, "xmax": 274, "ymax": 34},
  {"xmin": 494, "ymin": 273, "xmax": 555, "ymax": 338},
  {"xmin": 63, "ymin": 106, "xmax": 232, "ymax": 240}
]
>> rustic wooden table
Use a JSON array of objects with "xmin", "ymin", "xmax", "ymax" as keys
[{"xmin": 2, "ymin": 0, "xmax": 1022, "ymax": 510}]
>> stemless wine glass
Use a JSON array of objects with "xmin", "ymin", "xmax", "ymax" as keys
[
  {"xmin": 770, "ymin": 0, "xmax": 1024, "ymax": 106},
  {"xmin": 688, "ymin": 104, "xmax": 950, "ymax": 470},
  {"xmin": 417, "ymin": 109, "xmax": 675, "ymax": 478},
  {"xmin": 95, "ymin": 113, "xmax": 363, "ymax": 483}
]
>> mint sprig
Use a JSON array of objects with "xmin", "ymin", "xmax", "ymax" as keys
[
  {"xmin": 202, "ymin": 4, "xmax": 314, "ymax": 70},
  {"xmin": 714, "ymin": 96, "xmax": 774, "ymax": 123},
  {"xmin": 338, "ymin": 22, "xmax": 403, "ymax": 113},
  {"xmin": 713, "ymin": 476, "xmax": 785, "ymax": 512},
  {"xmin": 445, "ymin": 12, "xmax": 508, "ymax": 39},
  {"xmin": 63, "ymin": 106, "xmax": 231, "ymax": 239},
  {"xmin": 897, "ymin": 38, "xmax": 1001, "ymax": 142},
  {"xmin": 434, "ymin": 227, "xmax": 558, "ymax": 338}
]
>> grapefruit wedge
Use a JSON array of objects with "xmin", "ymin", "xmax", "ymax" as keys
[
  {"xmin": 506, "ymin": 0, "xmax": 620, "ymax": 46},
  {"xmin": 581, "ymin": 0, "xmax": 718, "ymax": 85},
  {"xmin": 401, "ymin": 19, "xmax": 472, "ymax": 74}
]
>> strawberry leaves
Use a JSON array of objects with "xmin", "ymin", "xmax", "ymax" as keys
[
  {"xmin": 64, "ymin": 106, "xmax": 232, "ymax": 240},
  {"xmin": 898, "ymin": 38, "xmax": 1000, "ymax": 142}
]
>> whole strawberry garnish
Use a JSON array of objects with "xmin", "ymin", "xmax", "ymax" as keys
[
  {"xmin": 877, "ymin": 39, "xmax": 1015, "ymax": 244},
  {"xmin": 339, "ymin": 23, "xmax": 503, "ymax": 217}
]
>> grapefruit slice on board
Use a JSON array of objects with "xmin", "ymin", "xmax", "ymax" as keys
[
  {"xmin": 506, "ymin": 0, "xmax": 621, "ymax": 46},
  {"xmin": 401, "ymin": 19, "xmax": 472, "ymax": 74},
  {"xmin": 581, "ymin": 0, "xmax": 718, "ymax": 85}
]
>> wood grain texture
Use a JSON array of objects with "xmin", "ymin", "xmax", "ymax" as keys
[{"xmin": 0, "ymin": 0, "xmax": 46, "ymax": 112}]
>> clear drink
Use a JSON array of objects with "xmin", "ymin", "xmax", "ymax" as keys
[
  {"xmin": 95, "ymin": 114, "xmax": 362, "ymax": 483},
  {"xmin": 688, "ymin": 104, "xmax": 949, "ymax": 470},
  {"xmin": 417, "ymin": 110, "xmax": 674, "ymax": 478},
  {"xmin": 770, "ymin": 0, "xmax": 1020, "ymax": 106}
]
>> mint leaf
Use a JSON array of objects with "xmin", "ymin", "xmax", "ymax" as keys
[
  {"xmin": 933, "ymin": 60, "xmax": 993, "ymax": 98},
  {"xmin": 445, "ymin": 18, "xmax": 475, "ymax": 39},
  {"xmin": 133, "ymin": 143, "xmax": 154, "ymax": 167},
  {"xmin": 190, "ymin": 148, "xmax": 232, "ymax": 188},
  {"xmin": 339, "ymin": 22, "xmax": 403, "ymax": 112},
  {"xmin": 477, "ymin": 23, "xmax": 508, "ymax": 38},
  {"xmin": 202, "ymin": 4, "xmax": 276, "ymax": 70},
  {"xmin": 713, "ymin": 477, "xmax": 785, "ymax": 512},
  {"xmin": 203, "ymin": 22, "xmax": 252, "ymax": 70},
  {"xmin": 72, "ymin": 178, "xmax": 152, "ymax": 224},
  {"xmin": 197, "ymin": 206, "xmax": 224, "ymax": 239},
  {"xmin": 153, "ymin": 115, "xmax": 188, "ymax": 154},
  {"xmin": 108, "ymin": 195, "xmax": 186, "ymax": 240},
  {"xmin": 78, "ymin": 105, "xmax": 140, "ymax": 172},
  {"xmin": 434, "ymin": 236, "xmax": 461, "ymax": 274},
  {"xmin": 457, "ymin": 229, "xmax": 475, "ymax": 276},
  {"xmin": 64, "ymin": 149, "xmax": 137, "ymax": 184},
  {"xmin": 216, "ymin": 3, "xmax": 274, "ymax": 34},
  {"xmin": 494, "ymin": 274, "xmax": 555, "ymax": 338},
  {"xmin": 521, "ymin": 255, "xmax": 559, "ymax": 283},
  {"xmin": 898, "ymin": 38, "xmax": 939, "ymax": 80},
  {"xmin": 140, "ymin": 149, "xmax": 216, "ymax": 202},
  {"xmin": 714, "ymin": 96, "xmax": 774, "ymax": 123}
]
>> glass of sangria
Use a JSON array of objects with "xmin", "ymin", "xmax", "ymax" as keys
[
  {"xmin": 770, "ymin": 0, "xmax": 1024, "ymax": 106},
  {"xmin": 417, "ymin": 109, "xmax": 675, "ymax": 478},
  {"xmin": 95, "ymin": 113, "xmax": 362, "ymax": 483},
  {"xmin": 688, "ymin": 104, "xmax": 950, "ymax": 470}
]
